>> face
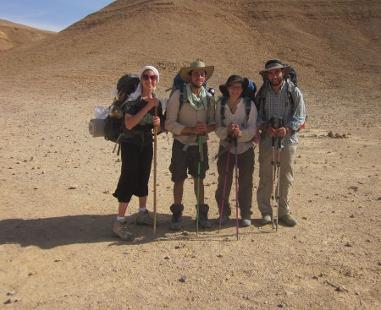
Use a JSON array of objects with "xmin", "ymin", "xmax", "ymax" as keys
[
  {"xmin": 227, "ymin": 82, "xmax": 243, "ymax": 100},
  {"xmin": 189, "ymin": 69, "xmax": 206, "ymax": 88},
  {"xmin": 141, "ymin": 69, "xmax": 158, "ymax": 92},
  {"xmin": 267, "ymin": 68, "xmax": 284, "ymax": 87}
]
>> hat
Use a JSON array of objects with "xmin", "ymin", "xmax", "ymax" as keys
[
  {"xmin": 259, "ymin": 59, "xmax": 290, "ymax": 77},
  {"xmin": 219, "ymin": 75, "xmax": 247, "ymax": 97},
  {"xmin": 139, "ymin": 65, "xmax": 160, "ymax": 82},
  {"xmin": 179, "ymin": 60, "xmax": 214, "ymax": 83}
]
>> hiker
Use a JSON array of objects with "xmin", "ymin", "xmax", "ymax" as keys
[
  {"xmin": 256, "ymin": 59, "xmax": 306, "ymax": 227},
  {"xmin": 112, "ymin": 65, "xmax": 163, "ymax": 241},
  {"xmin": 215, "ymin": 75, "xmax": 257, "ymax": 227},
  {"xmin": 165, "ymin": 60, "xmax": 216, "ymax": 230}
]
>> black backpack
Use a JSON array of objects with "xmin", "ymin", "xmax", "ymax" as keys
[
  {"xmin": 104, "ymin": 74, "xmax": 140, "ymax": 143},
  {"xmin": 255, "ymin": 66, "xmax": 299, "ymax": 121}
]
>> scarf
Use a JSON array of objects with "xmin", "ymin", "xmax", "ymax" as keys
[{"xmin": 185, "ymin": 84, "xmax": 208, "ymax": 111}]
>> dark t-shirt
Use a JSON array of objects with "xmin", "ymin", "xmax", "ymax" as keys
[{"xmin": 121, "ymin": 97, "xmax": 164, "ymax": 145}]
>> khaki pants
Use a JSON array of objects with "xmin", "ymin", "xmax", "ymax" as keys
[{"xmin": 256, "ymin": 141, "xmax": 297, "ymax": 218}]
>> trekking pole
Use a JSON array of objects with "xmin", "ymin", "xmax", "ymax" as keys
[
  {"xmin": 275, "ymin": 137, "xmax": 282, "ymax": 232},
  {"xmin": 196, "ymin": 136, "xmax": 203, "ymax": 237},
  {"xmin": 233, "ymin": 138, "xmax": 239, "ymax": 241},
  {"xmin": 153, "ymin": 106, "xmax": 158, "ymax": 234},
  {"xmin": 271, "ymin": 136, "xmax": 279, "ymax": 231},
  {"xmin": 218, "ymin": 144, "xmax": 231, "ymax": 233}
]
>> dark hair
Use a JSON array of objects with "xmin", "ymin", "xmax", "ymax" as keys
[{"xmin": 219, "ymin": 75, "xmax": 246, "ymax": 97}]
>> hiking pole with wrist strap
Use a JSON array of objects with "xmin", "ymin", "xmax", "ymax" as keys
[
  {"xmin": 271, "ymin": 136, "xmax": 282, "ymax": 231},
  {"xmin": 234, "ymin": 138, "xmax": 239, "ymax": 241},
  {"xmin": 271, "ymin": 137, "xmax": 278, "ymax": 231},
  {"xmin": 218, "ymin": 143, "xmax": 231, "ymax": 233}
]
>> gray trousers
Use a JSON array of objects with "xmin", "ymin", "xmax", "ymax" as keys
[
  {"xmin": 215, "ymin": 146, "xmax": 254, "ymax": 219},
  {"xmin": 257, "ymin": 141, "xmax": 297, "ymax": 218}
]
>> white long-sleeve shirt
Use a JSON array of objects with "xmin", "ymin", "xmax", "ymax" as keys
[{"xmin": 215, "ymin": 97, "xmax": 257, "ymax": 154}]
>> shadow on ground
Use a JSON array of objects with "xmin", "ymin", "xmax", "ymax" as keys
[{"xmin": 0, "ymin": 213, "xmax": 273, "ymax": 248}]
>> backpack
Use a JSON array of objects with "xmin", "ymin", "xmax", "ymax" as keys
[
  {"xmin": 219, "ymin": 96, "xmax": 252, "ymax": 128},
  {"xmin": 104, "ymin": 74, "xmax": 140, "ymax": 143},
  {"xmin": 166, "ymin": 73, "xmax": 214, "ymax": 112},
  {"xmin": 242, "ymin": 78, "xmax": 257, "ymax": 106},
  {"xmin": 255, "ymin": 65, "xmax": 306, "ymax": 130}
]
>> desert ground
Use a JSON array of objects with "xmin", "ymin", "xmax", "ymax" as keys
[{"xmin": 0, "ymin": 0, "xmax": 380, "ymax": 309}]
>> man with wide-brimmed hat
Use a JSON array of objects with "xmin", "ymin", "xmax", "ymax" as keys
[
  {"xmin": 256, "ymin": 59, "xmax": 307, "ymax": 227},
  {"xmin": 165, "ymin": 59, "xmax": 216, "ymax": 230}
]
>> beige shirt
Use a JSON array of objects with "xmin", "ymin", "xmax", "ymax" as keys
[
  {"xmin": 215, "ymin": 97, "xmax": 257, "ymax": 154},
  {"xmin": 165, "ymin": 89, "xmax": 216, "ymax": 145}
]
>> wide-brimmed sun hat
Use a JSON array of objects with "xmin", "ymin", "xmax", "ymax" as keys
[
  {"xmin": 259, "ymin": 59, "xmax": 290, "ymax": 77},
  {"xmin": 219, "ymin": 75, "xmax": 247, "ymax": 97},
  {"xmin": 179, "ymin": 59, "xmax": 214, "ymax": 83}
]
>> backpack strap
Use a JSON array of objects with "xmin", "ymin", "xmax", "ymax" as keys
[
  {"xmin": 220, "ymin": 97, "xmax": 227, "ymax": 126},
  {"xmin": 243, "ymin": 97, "xmax": 251, "ymax": 126}
]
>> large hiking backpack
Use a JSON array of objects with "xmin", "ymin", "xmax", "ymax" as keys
[
  {"xmin": 242, "ymin": 78, "xmax": 257, "ymax": 105},
  {"xmin": 255, "ymin": 65, "xmax": 305, "ymax": 130},
  {"xmin": 166, "ymin": 73, "xmax": 214, "ymax": 111},
  {"xmin": 104, "ymin": 74, "xmax": 140, "ymax": 142}
]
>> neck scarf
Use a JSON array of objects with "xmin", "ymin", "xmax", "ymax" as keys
[{"xmin": 185, "ymin": 84, "xmax": 208, "ymax": 111}]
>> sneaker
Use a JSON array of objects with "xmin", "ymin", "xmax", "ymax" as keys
[
  {"xmin": 240, "ymin": 218, "xmax": 252, "ymax": 227},
  {"xmin": 262, "ymin": 214, "xmax": 272, "ymax": 225},
  {"xmin": 279, "ymin": 214, "xmax": 298, "ymax": 227},
  {"xmin": 113, "ymin": 221, "xmax": 134, "ymax": 241},
  {"xmin": 135, "ymin": 210, "xmax": 154, "ymax": 226}
]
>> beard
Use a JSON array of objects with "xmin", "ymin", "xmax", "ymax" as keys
[{"xmin": 190, "ymin": 81, "xmax": 203, "ymax": 89}]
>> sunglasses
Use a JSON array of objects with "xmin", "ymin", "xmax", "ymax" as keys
[{"xmin": 142, "ymin": 74, "xmax": 158, "ymax": 81}]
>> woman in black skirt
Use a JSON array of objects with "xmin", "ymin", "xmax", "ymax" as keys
[{"xmin": 112, "ymin": 65, "xmax": 163, "ymax": 241}]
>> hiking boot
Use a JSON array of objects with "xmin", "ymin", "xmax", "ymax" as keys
[
  {"xmin": 240, "ymin": 218, "xmax": 252, "ymax": 227},
  {"xmin": 196, "ymin": 204, "xmax": 212, "ymax": 229},
  {"xmin": 279, "ymin": 214, "xmax": 298, "ymax": 227},
  {"xmin": 217, "ymin": 214, "xmax": 229, "ymax": 226},
  {"xmin": 262, "ymin": 214, "xmax": 272, "ymax": 225},
  {"xmin": 170, "ymin": 203, "xmax": 184, "ymax": 231},
  {"xmin": 135, "ymin": 210, "xmax": 154, "ymax": 226},
  {"xmin": 113, "ymin": 221, "xmax": 134, "ymax": 241}
]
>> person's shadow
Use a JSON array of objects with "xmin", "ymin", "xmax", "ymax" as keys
[
  {"xmin": 0, "ymin": 213, "xmax": 199, "ymax": 249},
  {"xmin": 1, "ymin": 212, "xmax": 259, "ymax": 249}
]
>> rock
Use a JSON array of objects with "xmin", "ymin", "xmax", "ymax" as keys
[
  {"xmin": 6, "ymin": 291, "xmax": 16, "ymax": 296},
  {"xmin": 328, "ymin": 131, "xmax": 334, "ymax": 138},
  {"xmin": 312, "ymin": 275, "xmax": 319, "ymax": 280},
  {"xmin": 277, "ymin": 304, "xmax": 284, "ymax": 308},
  {"xmin": 181, "ymin": 231, "xmax": 189, "ymax": 236},
  {"xmin": 164, "ymin": 256, "xmax": 170, "ymax": 260},
  {"xmin": 217, "ymin": 254, "xmax": 223, "ymax": 258},
  {"xmin": 349, "ymin": 214, "xmax": 355, "ymax": 218},
  {"xmin": 67, "ymin": 185, "xmax": 78, "ymax": 190},
  {"xmin": 3, "ymin": 299, "xmax": 11, "ymax": 304},
  {"xmin": 344, "ymin": 242, "xmax": 352, "ymax": 247},
  {"xmin": 335, "ymin": 286, "xmax": 348, "ymax": 292},
  {"xmin": 179, "ymin": 276, "xmax": 187, "ymax": 283}
]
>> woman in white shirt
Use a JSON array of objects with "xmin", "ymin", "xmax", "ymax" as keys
[{"xmin": 215, "ymin": 75, "xmax": 257, "ymax": 227}]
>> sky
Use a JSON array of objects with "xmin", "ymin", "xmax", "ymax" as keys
[{"xmin": 0, "ymin": 0, "xmax": 114, "ymax": 32}]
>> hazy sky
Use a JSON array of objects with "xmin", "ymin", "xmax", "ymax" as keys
[{"xmin": 0, "ymin": 0, "xmax": 114, "ymax": 32}]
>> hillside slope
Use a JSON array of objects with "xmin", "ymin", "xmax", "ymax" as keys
[{"xmin": 0, "ymin": 19, "xmax": 55, "ymax": 51}]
